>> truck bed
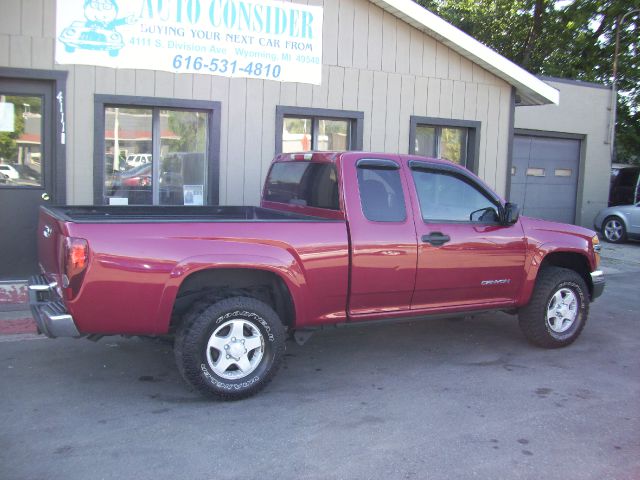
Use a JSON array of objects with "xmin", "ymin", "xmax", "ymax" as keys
[{"xmin": 43, "ymin": 205, "xmax": 336, "ymax": 223}]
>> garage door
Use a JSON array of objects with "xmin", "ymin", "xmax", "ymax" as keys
[{"xmin": 510, "ymin": 135, "xmax": 581, "ymax": 224}]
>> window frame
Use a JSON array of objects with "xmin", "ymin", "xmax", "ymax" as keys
[
  {"xmin": 409, "ymin": 116, "xmax": 481, "ymax": 173},
  {"xmin": 275, "ymin": 106, "xmax": 364, "ymax": 154},
  {"xmin": 409, "ymin": 160, "xmax": 503, "ymax": 225},
  {"xmin": 93, "ymin": 95, "xmax": 221, "ymax": 206}
]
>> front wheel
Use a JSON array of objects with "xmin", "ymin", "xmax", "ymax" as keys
[
  {"xmin": 518, "ymin": 266, "xmax": 589, "ymax": 348},
  {"xmin": 602, "ymin": 216, "xmax": 627, "ymax": 243},
  {"xmin": 174, "ymin": 296, "xmax": 286, "ymax": 400}
]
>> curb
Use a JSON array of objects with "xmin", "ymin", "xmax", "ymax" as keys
[{"xmin": 0, "ymin": 317, "xmax": 37, "ymax": 335}]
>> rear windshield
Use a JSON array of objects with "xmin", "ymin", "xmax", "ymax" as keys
[{"xmin": 264, "ymin": 161, "xmax": 340, "ymax": 210}]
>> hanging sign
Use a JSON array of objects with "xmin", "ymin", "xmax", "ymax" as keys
[{"xmin": 56, "ymin": 0, "xmax": 323, "ymax": 85}]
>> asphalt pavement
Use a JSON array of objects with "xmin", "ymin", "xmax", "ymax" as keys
[{"xmin": 0, "ymin": 242, "xmax": 639, "ymax": 480}]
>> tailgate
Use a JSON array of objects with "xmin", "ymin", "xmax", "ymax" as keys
[{"xmin": 36, "ymin": 207, "xmax": 67, "ymax": 283}]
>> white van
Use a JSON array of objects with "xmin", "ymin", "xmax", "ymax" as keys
[{"xmin": 126, "ymin": 154, "xmax": 152, "ymax": 168}]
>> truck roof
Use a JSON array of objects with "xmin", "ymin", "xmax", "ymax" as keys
[{"xmin": 272, "ymin": 151, "xmax": 456, "ymax": 167}]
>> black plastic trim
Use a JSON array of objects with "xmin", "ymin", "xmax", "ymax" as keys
[
  {"xmin": 356, "ymin": 158, "xmax": 400, "ymax": 170},
  {"xmin": 39, "ymin": 205, "xmax": 342, "ymax": 224}
]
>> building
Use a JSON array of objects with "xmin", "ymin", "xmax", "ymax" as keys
[
  {"xmin": 0, "ymin": 0, "xmax": 609, "ymax": 279},
  {"xmin": 513, "ymin": 77, "xmax": 612, "ymax": 228}
]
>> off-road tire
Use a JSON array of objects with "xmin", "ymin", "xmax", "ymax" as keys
[
  {"xmin": 174, "ymin": 296, "xmax": 286, "ymax": 400},
  {"xmin": 518, "ymin": 266, "xmax": 589, "ymax": 348}
]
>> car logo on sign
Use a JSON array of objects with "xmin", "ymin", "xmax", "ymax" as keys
[{"xmin": 43, "ymin": 225, "xmax": 53, "ymax": 238}]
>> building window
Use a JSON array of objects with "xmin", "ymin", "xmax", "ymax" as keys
[
  {"xmin": 94, "ymin": 95, "xmax": 220, "ymax": 206},
  {"xmin": 276, "ymin": 106, "xmax": 364, "ymax": 154},
  {"xmin": 409, "ymin": 116, "xmax": 481, "ymax": 172}
]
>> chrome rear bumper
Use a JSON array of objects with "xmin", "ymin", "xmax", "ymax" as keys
[{"xmin": 28, "ymin": 275, "xmax": 80, "ymax": 338}]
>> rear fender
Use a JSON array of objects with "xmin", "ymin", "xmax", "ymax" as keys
[{"xmin": 155, "ymin": 247, "xmax": 307, "ymax": 333}]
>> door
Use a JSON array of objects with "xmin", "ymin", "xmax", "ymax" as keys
[
  {"xmin": 510, "ymin": 135, "xmax": 581, "ymax": 224},
  {"xmin": 408, "ymin": 161, "xmax": 526, "ymax": 310},
  {"xmin": 0, "ymin": 79, "xmax": 56, "ymax": 279},
  {"xmin": 341, "ymin": 155, "xmax": 418, "ymax": 317}
]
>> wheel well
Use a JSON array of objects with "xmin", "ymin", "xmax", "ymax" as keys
[
  {"xmin": 540, "ymin": 252, "xmax": 592, "ymax": 296},
  {"xmin": 170, "ymin": 268, "xmax": 295, "ymax": 331}
]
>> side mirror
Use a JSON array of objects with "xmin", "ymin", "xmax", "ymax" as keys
[{"xmin": 503, "ymin": 202, "xmax": 520, "ymax": 225}]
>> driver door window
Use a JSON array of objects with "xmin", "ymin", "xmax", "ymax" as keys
[{"xmin": 412, "ymin": 169, "xmax": 499, "ymax": 223}]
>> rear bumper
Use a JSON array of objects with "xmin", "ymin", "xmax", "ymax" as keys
[
  {"xmin": 28, "ymin": 275, "xmax": 80, "ymax": 338},
  {"xmin": 590, "ymin": 270, "xmax": 605, "ymax": 300}
]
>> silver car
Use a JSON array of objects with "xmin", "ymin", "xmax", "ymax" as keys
[{"xmin": 594, "ymin": 202, "xmax": 640, "ymax": 243}]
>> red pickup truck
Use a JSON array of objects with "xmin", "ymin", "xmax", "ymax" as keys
[{"xmin": 29, "ymin": 152, "xmax": 605, "ymax": 400}]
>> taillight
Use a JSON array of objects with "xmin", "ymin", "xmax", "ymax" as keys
[{"xmin": 63, "ymin": 237, "xmax": 89, "ymax": 291}]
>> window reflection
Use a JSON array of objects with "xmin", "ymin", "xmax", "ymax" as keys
[
  {"xmin": 160, "ymin": 110, "xmax": 208, "ymax": 206},
  {"xmin": 104, "ymin": 107, "xmax": 153, "ymax": 205},
  {"xmin": 283, "ymin": 117, "xmax": 312, "ymax": 153},
  {"xmin": 282, "ymin": 116, "xmax": 352, "ymax": 153},
  {"xmin": 317, "ymin": 119, "xmax": 349, "ymax": 151},
  {"xmin": 0, "ymin": 95, "xmax": 43, "ymax": 187},
  {"xmin": 414, "ymin": 125, "xmax": 468, "ymax": 166},
  {"xmin": 103, "ymin": 107, "xmax": 209, "ymax": 206}
]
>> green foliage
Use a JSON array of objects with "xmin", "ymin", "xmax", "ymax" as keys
[
  {"xmin": 167, "ymin": 111, "xmax": 207, "ymax": 153},
  {"xmin": 415, "ymin": 0, "xmax": 640, "ymax": 162}
]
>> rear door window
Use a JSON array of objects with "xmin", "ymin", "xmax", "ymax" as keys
[{"xmin": 356, "ymin": 160, "xmax": 406, "ymax": 222}]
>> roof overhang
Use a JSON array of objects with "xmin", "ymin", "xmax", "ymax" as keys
[{"xmin": 370, "ymin": 0, "xmax": 559, "ymax": 106}]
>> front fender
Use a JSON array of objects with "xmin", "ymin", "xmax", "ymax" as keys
[{"xmin": 517, "ymin": 240, "xmax": 593, "ymax": 307}]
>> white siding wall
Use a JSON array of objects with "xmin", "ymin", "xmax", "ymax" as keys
[{"xmin": 0, "ymin": 0, "xmax": 513, "ymax": 205}]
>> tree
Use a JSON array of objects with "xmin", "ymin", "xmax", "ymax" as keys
[
  {"xmin": 167, "ymin": 110, "xmax": 207, "ymax": 153},
  {"xmin": 415, "ymin": 0, "xmax": 640, "ymax": 163}
]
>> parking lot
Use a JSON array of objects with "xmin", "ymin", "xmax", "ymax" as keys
[{"xmin": 1, "ymin": 243, "xmax": 639, "ymax": 480}]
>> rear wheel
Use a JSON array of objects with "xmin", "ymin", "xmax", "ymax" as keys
[
  {"xmin": 174, "ymin": 296, "xmax": 286, "ymax": 400},
  {"xmin": 518, "ymin": 266, "xmax": 589, "ymax": 348},
  {"xmin": 602, "ymin": 216, "xmax": 627, "ymax": 243}
]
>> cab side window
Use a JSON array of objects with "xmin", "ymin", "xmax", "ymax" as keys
[
  {"xmin": 412, "ymin": 169, "xmax": 499, "ymax": 223},
  {"xmin": 357, "ymin": 163, "xmax": 406, "ymax": 222}
]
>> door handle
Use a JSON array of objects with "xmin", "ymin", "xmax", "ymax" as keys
[
  {"xmin": 422, "ymin": 232, "xmax": 450, "ymax": 246},
  {"xmin": 41, "ymin": 192, "xmax": 50, "ymax": 201}
]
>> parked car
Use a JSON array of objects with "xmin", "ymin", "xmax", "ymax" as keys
[
  {"xmin": 0, "ymin": 164, "xmax": 20, "ymax": 180},
  {"xmin": 609, "ymin": 163, "xmax": 640, "ymax": 206},
  {"xmin": 594, "ymin": 202, "xmax": 640, "ymax": 243},
  {"xmin": 29, "ymin": 152, "xmax": 604, "ymax": 400},
  {"xmin": 108, "ymin": 164, "xmax": 184, "ymax": 204},
  {"xmin": 126, "ymin": 154, "xmax": 152, "ymax": 169}
]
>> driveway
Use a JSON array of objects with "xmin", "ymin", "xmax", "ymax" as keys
[{"xmin": 1, "ymin": 243, "xmax": 639, "ymax": 480}]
